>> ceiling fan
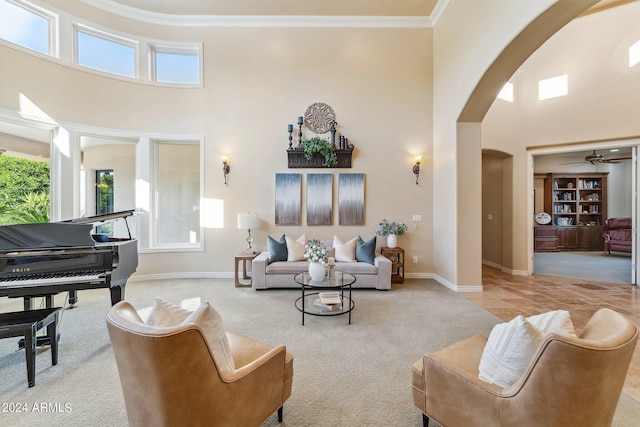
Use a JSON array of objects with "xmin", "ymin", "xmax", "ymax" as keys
[{"xmin": 560, "ymin": 150, "xmax": 632, "ymax": 165}]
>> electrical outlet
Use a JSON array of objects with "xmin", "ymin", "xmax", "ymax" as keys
[{"xmin": 413, "ymin": 256, "xmax": 418, "ymax": 263}]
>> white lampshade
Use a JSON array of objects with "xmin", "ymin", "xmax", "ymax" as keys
[{"xmin": 237, "ymin": 213, "xmax": 259, "ymax": 230}]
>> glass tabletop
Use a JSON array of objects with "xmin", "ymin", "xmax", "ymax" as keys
[{"xmin": 293, "ymin": 271, "xmax": 356, "ymax": 288}]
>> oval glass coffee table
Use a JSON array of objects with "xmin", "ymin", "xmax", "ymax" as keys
[{"xmin": 294, "ymin": 271, "xmax": 356, "ymax": 325}]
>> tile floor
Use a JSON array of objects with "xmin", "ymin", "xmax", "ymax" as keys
[{"xmin": 461, "ymin": 266, "xmax": 640, "ymax": 402}]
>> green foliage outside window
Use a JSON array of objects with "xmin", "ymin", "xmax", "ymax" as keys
[{"xmin": 0, "ymin": 156, "xmax": 50, "ymax": 224}]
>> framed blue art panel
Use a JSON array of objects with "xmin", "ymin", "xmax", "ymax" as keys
[
  {"xmin": 275, "ymin": 173, "xmax": 301, "ymax": 225},
  {"xmin": 338, "ymin": 173, "xmax": 365, "ymax": 225},
  {"xmin": 307, "ymin": 173, "xmax": 333, "ymax": 225}
]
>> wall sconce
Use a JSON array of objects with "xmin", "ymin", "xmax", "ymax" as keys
[
  {"xmin": 222, "ymin": 157, "xmax": 230, "ymax": 185},
  {"xmin": 412, "ymin": 156, "xmax": 421, "ymax": 185}
]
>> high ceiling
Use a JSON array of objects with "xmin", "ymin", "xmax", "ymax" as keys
[
  {"xmin": 91, "ymin": 0, "xmax": 629, "ymax": 18},
  {"xmin": 93, "ymin": 0, "xmax": 440, "ymax": 17}
]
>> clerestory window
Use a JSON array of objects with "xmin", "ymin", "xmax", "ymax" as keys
[{"xmin": 0, "ymin": 0, "xmax": 56, "ymax": 55}]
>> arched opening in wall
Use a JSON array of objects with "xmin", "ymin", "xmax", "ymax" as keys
[
  {"xmin": 459, "ymin": 0, "xmax": 640, "ymax": 287},
  {"xmin": 529, "ymin": 142, "xmax": 637, "ymax": 285}
]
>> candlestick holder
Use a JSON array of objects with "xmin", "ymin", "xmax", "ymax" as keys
[
  {"xmin": 297, "ymin": 116, "xmax": 304, "ymax": 147},
  {"xmin": 288, "ymin": 129, "xmax": 293, "ymax": 149}
]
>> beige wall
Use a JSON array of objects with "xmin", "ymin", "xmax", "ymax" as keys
[
  {"xmin": 482, "ymin": 1, "xmax": 640, "ymax": 272},
  {"xmin": 1, "ymin": 0, "xmax": 621, "ymax": 285},
  {"xmin": 0, "ymin": 4, "xmax": 434, "ymax": 277}
]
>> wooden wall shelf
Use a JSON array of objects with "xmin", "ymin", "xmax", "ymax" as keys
[{"xmin": 287, "ymin": 148, "xmax": 353, "ymax": 168}]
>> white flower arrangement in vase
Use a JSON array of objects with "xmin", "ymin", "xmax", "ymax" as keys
[{"xmin": 304, "ymin": 239, "xmax": 328, "ymax": 265}]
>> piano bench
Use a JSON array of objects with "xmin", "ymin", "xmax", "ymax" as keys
[{"xmin": 0, "ymin": 307, "xmax": 61, "ymax": 387}]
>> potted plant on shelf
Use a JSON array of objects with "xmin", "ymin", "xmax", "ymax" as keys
[
  {"xmin": 376, "ymin": 219, "xmax": 408, "ymax": 249},
  {"xmin": 304, "ymin": 239, "xmax": 328, "ymax": 281},
  {"xmin": 301, "ymin": 137, "xmax": 338, "ymax": 167}
]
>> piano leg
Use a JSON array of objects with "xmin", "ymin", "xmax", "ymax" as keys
[
  {"xmin": 110, "ymin": 285, "xmax": 125, "ymax": 306},
  {"xmin": 23, "ymin": 295, "xmax": 54, "ymax": 310},
  {"xmin": 68, "ymin": 290, "xmax": 77, "ymax": 307}
]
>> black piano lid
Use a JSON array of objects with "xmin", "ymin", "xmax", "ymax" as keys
[
  {"xmin": 61, "ymin": 209, "xmax": 135, "ymax": 225},
  {"xmin": 0, "ymin": 223, "xmax": 95, "ymax": 252}
]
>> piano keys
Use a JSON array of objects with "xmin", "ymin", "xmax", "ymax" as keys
[{"xmin": 0, "ymin": 210, "xmax": 138, "ymax": 309}]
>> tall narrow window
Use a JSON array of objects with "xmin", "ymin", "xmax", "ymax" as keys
[
  {"xmin": 150, "ymin": 44, "xmax": 201, "ymax": 84},
  {"xmin": 0, "ymin": 0, "xmax": 55, "ymax": 55},
  {"xmin": 96, "ymin": 169, "xmax": 114, "ymax": 234},
  {"xmin": 155, "ymin": 142, "xmax": 201, "ymax": 247},
  {"xmin": 76, "ymin": 26, "xmax": 136, "ymax": 78}
]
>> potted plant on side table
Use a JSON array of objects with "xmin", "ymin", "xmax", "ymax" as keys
[{"xmin": 376, "ymin": 219, "xmax": 408, "ymax": 249}]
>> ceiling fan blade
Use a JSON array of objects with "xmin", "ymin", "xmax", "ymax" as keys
[
  {"xmin": 602, "ymin": 159, "xmax": 621, "ymax": 163},
  {"xmin": 606, "ymin": 156, "xmax": 632, "ymax": 161},
  {"xmin": 558, "ymin": 161, "xmax": 587, "ymax": 165}
]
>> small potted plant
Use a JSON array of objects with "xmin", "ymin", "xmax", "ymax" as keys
[
  {"xmin": 301, "ymin": 137, "xmax": 338, "ymax": 167},
  {"xmin": 376, "ymin": 219, "xmax": 408, "ymax": 248}
]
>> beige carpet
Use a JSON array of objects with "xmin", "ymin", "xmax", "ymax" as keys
[{"xmin": 1, "ymin": 278, "xmax": 639, "ymax": 426}]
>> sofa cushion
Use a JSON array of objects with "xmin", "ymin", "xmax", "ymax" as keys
[
  {"xmin": 334, "ymin": 262, "xmax": 378, "ymax": 275},
  {"xmin": 334, "ymin": 236, "xmax": 357, "ymax": 262},
  {"xmin": 609, "ymin": 229, "xmax": 632, "ymax": 242},
  {"xmin": 285, "ymin": 234, "xmax": 307, "ymax": 261},
  {"xmin": 267, "ymin": 234, "xmax": 287, "ymax": 262},
  {"xmin": 356, "ymin": 235, "xmax": 376, "ymax": 265},
  {"xmin": 266, "ymin": 261, "xmax": 309, "ymax": 274}
]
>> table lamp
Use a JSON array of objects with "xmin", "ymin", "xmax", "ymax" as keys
[{"xmin": 237, "ymin": 213, "xmax": 260, "ymax": 254}]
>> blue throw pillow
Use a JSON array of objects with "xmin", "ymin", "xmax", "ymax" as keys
[
  {"xmin": 267, "ymin": 234, "xmax": 287, "ymax": 262},
  {"xmin": 356, "ymin": 235, "xmax": 376, "ymax": 265}
]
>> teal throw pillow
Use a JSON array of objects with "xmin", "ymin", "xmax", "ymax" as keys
[
  {"xmin": 267, "ymin": 234, "xmax": 287, "ymax": 262},
  {"xmin": 356, "ymin": 235, "xmax": 376, "ymax": 265}
]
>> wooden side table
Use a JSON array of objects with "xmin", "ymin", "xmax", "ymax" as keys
[
  {"xmin": 381, "ymin": 247, "xmax": 405, "ymax": 284},
  {"xmin": 0, "ymin": 307, "xmax": 61, "ymax": 387},
  {"xmin": 235, "ymin": 252, "xmax": 259, "ymax": 288}
]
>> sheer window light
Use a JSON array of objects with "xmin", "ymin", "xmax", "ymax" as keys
[
  {"xmin": 497, "ymin": 82, "xmax": 514, "ymax": 102},
  {"xmin": 630, "ymin": 40, "xmax": 640, "ymax": 68},
  {"xmin": 150, "ymin": 44, "xmax": 201, "ymax": 84},
  {"xmin": 538, "ymin": 74, "xmax": 568, "ymax": 100},
  {"xmin": 0, "ymin": 0, "xmax": 55, "ymax": 55},
  {"xmin": 75, "ymin": 25, "xmax": 137, "ymax": 78}
]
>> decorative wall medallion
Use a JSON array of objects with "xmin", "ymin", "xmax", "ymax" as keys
[{"xmin": 304, "ymin": 103, "xmax": 336, "ymax": 134}]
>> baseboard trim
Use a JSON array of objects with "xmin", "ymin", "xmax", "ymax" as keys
[{"xmin": 482, "ymin": 259, "xmax": 528, "ymax": 276}]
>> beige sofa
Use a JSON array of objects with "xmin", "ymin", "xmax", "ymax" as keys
[{"xmin": 251, "ymin": 251, "xmax": 392, "ymax": 290}]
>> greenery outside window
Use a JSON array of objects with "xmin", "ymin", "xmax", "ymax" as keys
[{"xmin": 96, "ymin": 169, "xmax": 114, "ymax": 234}]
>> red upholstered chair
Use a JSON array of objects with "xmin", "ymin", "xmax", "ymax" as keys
[{"xmin": 603, "ymin": 217, "xmax": 632, "ymax": 256}]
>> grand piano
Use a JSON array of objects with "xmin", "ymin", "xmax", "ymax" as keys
[{"xmin": 0, "ymin": 210, "xmax": 138, "ymax": 310}]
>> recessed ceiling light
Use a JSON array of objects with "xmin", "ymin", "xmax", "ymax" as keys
[{"xmin": 610, "ymin": 148, "xmax": 619, "ymax": 152}]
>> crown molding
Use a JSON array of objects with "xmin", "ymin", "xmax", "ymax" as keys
[{"xmin": 79, "ymin": 0, "xmax": 433, "ymax": 28}]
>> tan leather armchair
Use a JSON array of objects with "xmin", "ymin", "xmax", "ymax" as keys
[
  {"xmin": 411, "ymin": 308, "xmax": 638, "ymax": 427},
  {"xmin": 106, "ymin": 301, "xmax": 294, "ymax": 427}
]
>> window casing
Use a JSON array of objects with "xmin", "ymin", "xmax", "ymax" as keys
[
  {"xmin": 74, "ymin": 24, "xmax": 138, "ymax": 78},
  {"xmin": 0, "ymin": 0, "xmax": 57, "ymax": 55},
  {"xmin": 153, "ymin": 141, "xmax": 202, "ymax": 249},
  {"xmin": 150, "ymin": 44, "xmax": 201, "ymax": 84}
]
